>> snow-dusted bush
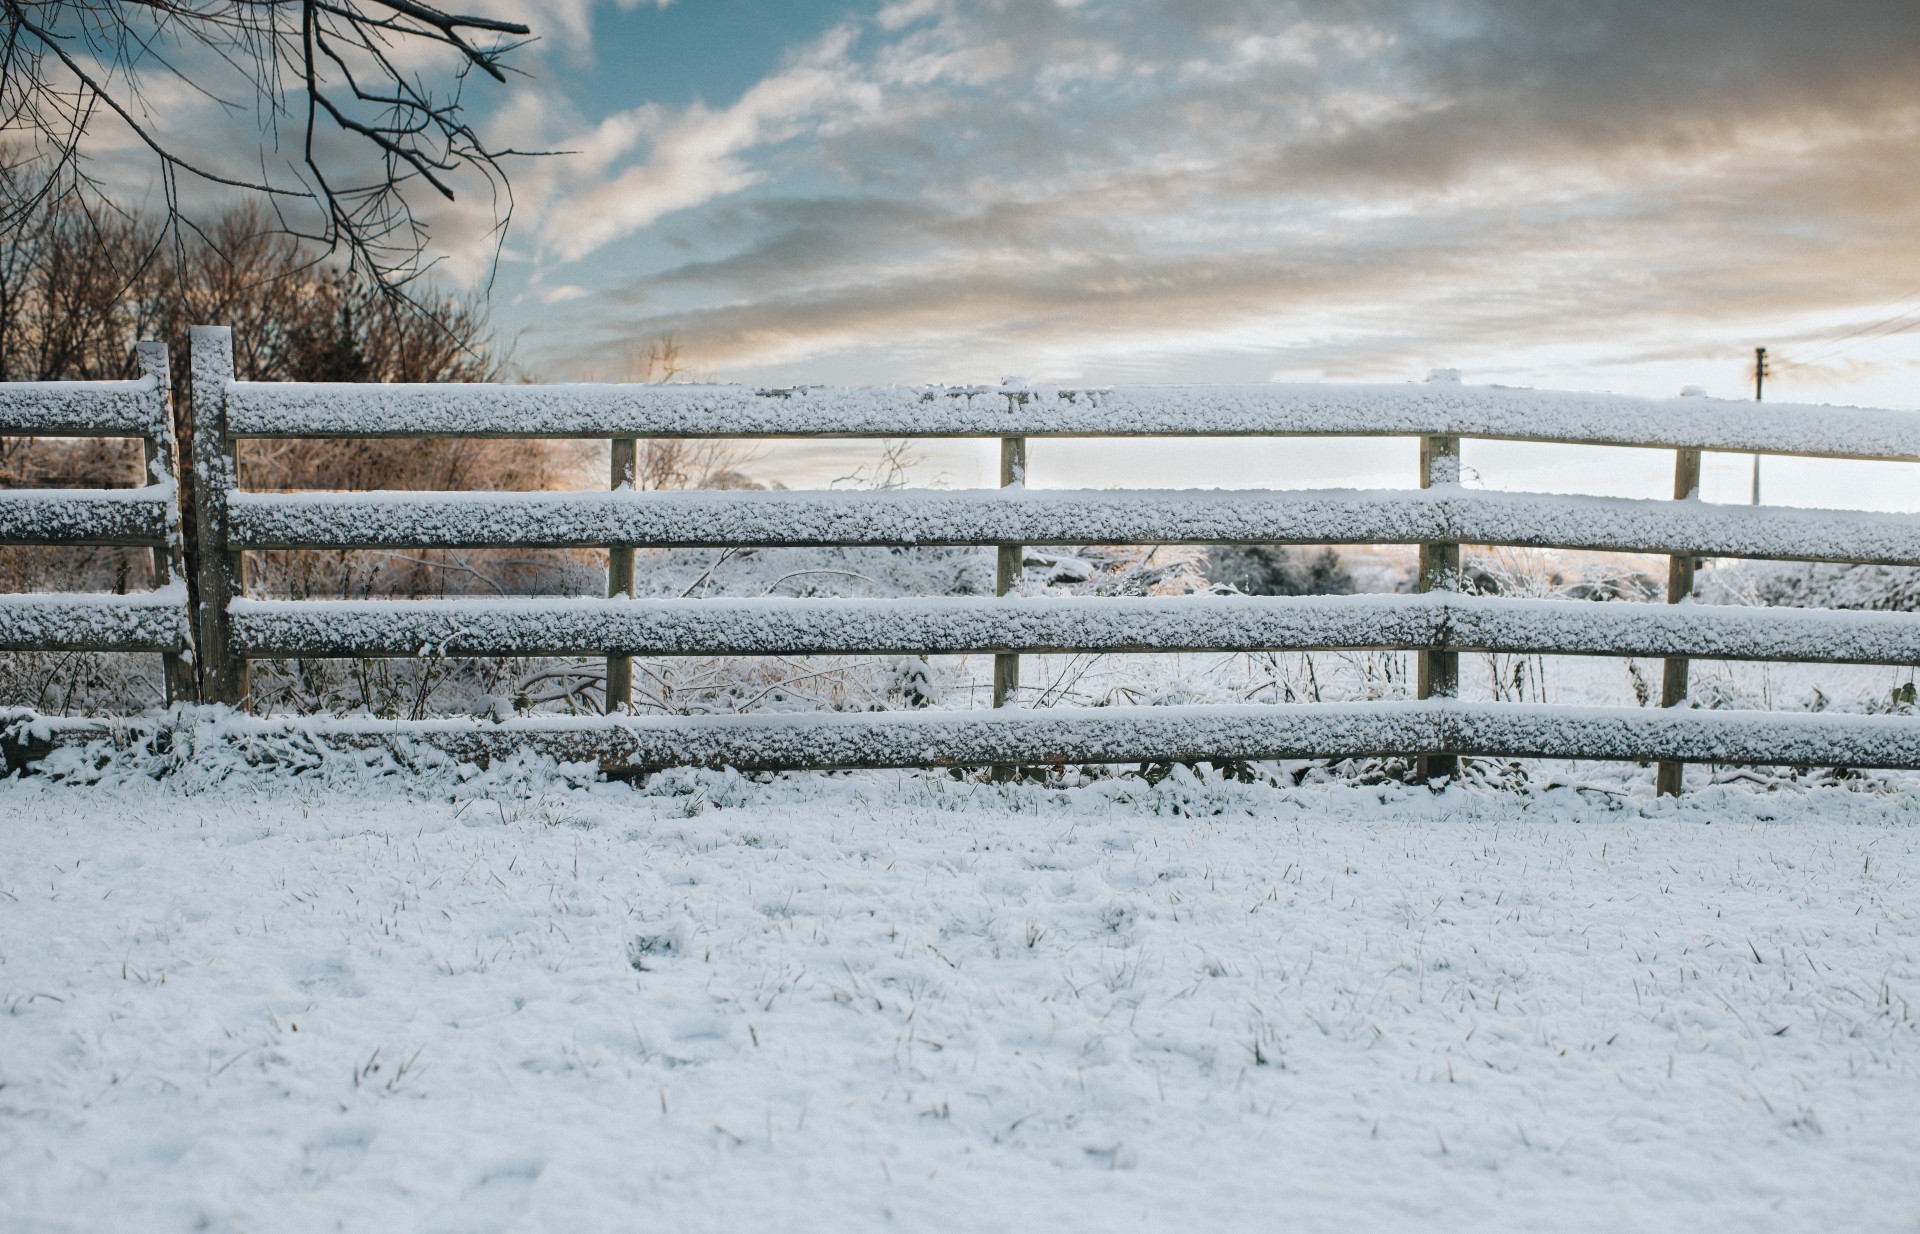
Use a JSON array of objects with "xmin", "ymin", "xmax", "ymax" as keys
[
  {"xmin": 1203, "ymin": 545, "xmax": 1354, "ymax": 596},
  {"xmin": 1704, "ymin": 561, "xmax": 1920, "ymax": 613}
]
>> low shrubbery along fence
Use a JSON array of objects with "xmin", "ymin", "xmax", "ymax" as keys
[{"xmin": 9, "ymin": 323, "xmax": 1920, "ymax": 790}]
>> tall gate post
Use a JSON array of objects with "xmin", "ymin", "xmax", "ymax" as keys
[
  {"xmin": 137, "ymin": 341, "xmax": 199, "ymax": 704},
  {"xmin": 1417, "ymin": 434, "xmax": 1461, "ymax": 783},
  {"xmin": 991, "ymin": 432, "xmax": 1027, "ymax": 782},
  {"xmin": 606, "ymin": 438, "xmax": 637, "ymax": 714},
  {"xmin": 1656, "ymin": 447, "xmax": 1703, "ymax": 796},
  {"xmin": 189, "ymin": 326, "xmax": 249, "ymax": 708},
  {"xmin": 993, "ymin": 434, "xmax": 1026, "ymax": 709}
]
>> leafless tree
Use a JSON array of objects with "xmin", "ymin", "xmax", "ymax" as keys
[
  {"xmin": 628, "ymin": 333, "xmax": 687, "ymax": 384},
  {"xmin": 0, "ymin": 1, "xmax": 535, "ymax": 296},
  {"xmin": 616, "ymin": 332, "xmax": 764, "ymax": 492},
  {"xmin": 0, "ymin": 186, "xmax": 594, "ymax": 603}
]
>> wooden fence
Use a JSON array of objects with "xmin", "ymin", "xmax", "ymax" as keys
[
  {"xmin": 0, "ymin": 341, "xmax": 194, "ymax": 702},
  {"xmin": 10, "ymin": 323, "xmax": 1920, "ymax": 790}
]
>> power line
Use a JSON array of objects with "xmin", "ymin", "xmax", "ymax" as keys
[
  {"xmin": 1775, "ymin": 288, "xmax": 1920, "ymax": 372},
  {"xmin": 1841, "ymin": 307, "xmax": 1920, "ymax": 350},
  {"xmin": 1779, "ymin": 310, "xmax": 1920, "ymax": 371},
  {"xmin": 1799, "ymin": 283, "xmax": 1920, "ymax": 345}
]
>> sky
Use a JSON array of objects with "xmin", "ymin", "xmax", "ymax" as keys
[{"xmin": 71, "ymin": 1, "xmax": 1920, "ymax": 499}]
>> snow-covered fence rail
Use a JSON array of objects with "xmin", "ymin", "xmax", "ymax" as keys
[
  {"xmin": 15, "ymin": 701, "xmax": 1920, "ymax": 779},
  {"xmin": 223, "ymin": 378, "xmax": 1920, "ymax": 461},
  {"xmin": 226, "ymin": 593, "xmax": 1920, "ymax": 666},
  {"xmin": 0, "ymin": 344, "xmax": 193, "ymax": 698},
  {"xmin": 218, "ymin": 485, "xmax": 1920, "ymax": 562},
  {"xmin": 19, "ymin": 328, "xmax": 1920, "ymax": 790}
]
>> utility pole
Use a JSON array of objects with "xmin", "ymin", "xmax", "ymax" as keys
[{"xmin": 1750, "ymin": 345, "xmax": 1768, "ymax": 505}]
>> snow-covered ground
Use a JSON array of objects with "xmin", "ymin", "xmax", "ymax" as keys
[{"xmin": 4, "ymin": 764, "xmax": 1917, "ymax": 1232}]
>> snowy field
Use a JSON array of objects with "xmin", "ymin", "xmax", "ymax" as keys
[{"xmin": 3, "ymin": 763, "xmax": 1918, "ymax": 1232}]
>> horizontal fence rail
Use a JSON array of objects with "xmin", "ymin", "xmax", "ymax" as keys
[
  {"xmin": 228, "ymin": 485, "xmax": 1920, "ymax": 566},
  {"xmin": 228, "ymin": 380, "xmax": 1920, "ymax": 462},
  {"xmin": 0, "ymin": 487, "xmax": 175, "ymax": 546},
  {"xmin": 12, "ymin": 328, "xmax": 1920, "ymax": 794},
  {"xmin": 12, "ymin": 702, "xmax": 1920, "ymax": 777},
  {"xmin": 0, "ymin": 377, "xmax": 169, "ymax": 437},
  {"xmin": 230, "ymin": 593, "xmax": 1920, "ymax": 666},
  {"xmin": 0, "ymin": 586, "xmax": 192, "ymax": 652}
]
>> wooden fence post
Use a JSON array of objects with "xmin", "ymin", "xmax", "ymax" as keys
[
  {"xmin": 991, "ymin": 434, "xmax": 1026, "ymax": 781},
  {"xmin": 1656, "ymin": 447, "xmax": 1703, "ymax": 796},
  {"xmin": 137, "ymin": 340, "xmax": 198, "ymax": 704},
  {"xmin": 190, "ymin": 326, "xmax": 248, "ymax": 708},
  {"xmin": 1417, "ymin": 434, "xmax": 1460, "ymax": 783},
  {"xmin": 606, "ymin": 438, "xmax": 637, "ymax": 714},
  {"xmin": 993, "ymin": 434, "xmax": 1026, "ymax": 709}
]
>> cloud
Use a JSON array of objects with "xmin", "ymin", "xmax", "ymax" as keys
[
  {"xmin": 538, "ymin": 27, "xmax": 873, "ymax": 261},
  {"xmin": 504, "ymin": 0, "xmax": 1920, "ymax": 395}
]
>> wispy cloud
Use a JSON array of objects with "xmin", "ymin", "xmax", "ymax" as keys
[
  {"xmin": 495, "ymin": 0, "xmax": 1920, "ymax": 398},
  {"xmin": 538, "ymin": 26, "xmax": 874, "ymax": 261}
]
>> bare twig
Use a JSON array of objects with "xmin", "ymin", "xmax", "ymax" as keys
[{"xmin": 1, "ymin": 1, "xmax": 538, "ymax": 302}]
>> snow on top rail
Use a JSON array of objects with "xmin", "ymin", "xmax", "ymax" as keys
[
  {"xmin": 227, "ymin": 485, "xmax": 1920, "ymax": 566},
  {"xmin": 229, "ymin": 592, "xmax": 1920, "ymax": 665},
  {"xmin": 0, "ymin": 484, "xmax": 174, "ymax": 546},
  {"xmin": 13, "ymin": 700, "xmax": 1920, "ymax": 773},
  {"xmin": 0, "ymin": 584, "xmax": 190, "ymax": 652},
  {"xmin": 0, "ymin": 376, "xmax": 161, "ymax": 437},
  {"xmin": 222, "ymin": 379, "xmax": 1920, "ymax": 462}
]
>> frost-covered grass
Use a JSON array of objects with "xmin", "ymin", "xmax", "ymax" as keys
[{"xmin": 3, "ymin": 765, "xmax": 1917, "ymax": 1232}]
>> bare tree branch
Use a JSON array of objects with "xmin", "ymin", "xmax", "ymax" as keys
[{"xmin": 0, "ymin": 0, "xmax": 538, "ymax": 300}]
